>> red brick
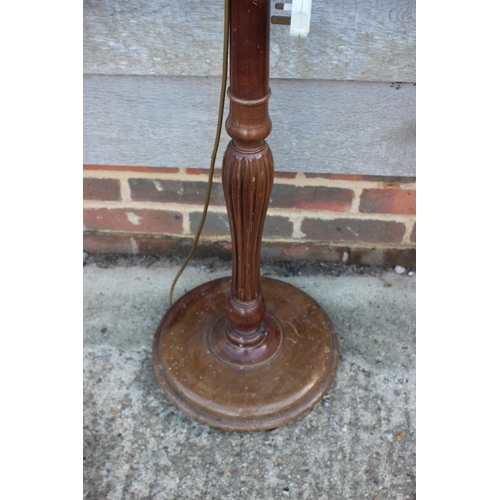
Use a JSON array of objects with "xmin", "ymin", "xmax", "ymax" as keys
[
  {"xmin": 185, "ymin": 168, "xmax": 294, "ymax": 180},
  {"xmin": 189, "ymin": 212, "xmax": 229, "ymax": 237},
  {"xmin": 186, "ymin": 168, "xmax": 222, "ymax": 178},
  {"xmin": 83, "ymin": 178, "xmax": 121, "ymax": 201},
  {"xmin": 189, "ymin": 212, "xmax": 293, "ymax": 239},
  {"xmin": 261, "ymin": 243, "xmax": 343, "ymax": 262},
  {"xmin": 135, "ymin": 236, "xmax": 233, "ymax": 257},
  {"xmin": 84, "ymin": 165, "xmax": 179, "ymax": 174},
  {"xmin": 360, "ymin": 188, "xmax": 416, "ymax": 215},
  {"xmin": 84, "ymin": 208, "xmax": 183, "ymax": 234},
  {"xmin": 301, "ymin": 218, "xmax": 406, "ymax": 244},
  {"xmin": 129, "ymin": 178, "xmax": 225, "ymax": 205},
  {"xmin": 305, "ymin": 173, "xmax": 416, "ymax": 183},
  {"xmin": 349, "ymin": 248, "xmax": 416, "ymax": 267},
  {"xmin": 262, "ymin": 216, "xmax": 294, "ymax": 239},
  {"xmin": 83, "ymin": 232, "xmax": 416, "ymax": 267},
  {"xmin": 261, "ymin": 244, "xmax": 415, "ymax": 267},
  {"xmin": 305, "ymin": 173, "xmax": 370, "ymax": 182},
  {"xmin": 269, "ymin": 185, "xmax": 354, "ymax": 212},
  {"xmin": 273, "ymin": 171, "xmax": 297, "ymax": 179},
  {"xmin": 83, "ymin": 232, "xmax": 136, "ymax": 254},
  {"xmin": 410, "ymin": 223, "xmax": 416, "ymax": 243},
  {"xmin": 134, "ymin": 236, "xmax": 185, "ymax": 255}
]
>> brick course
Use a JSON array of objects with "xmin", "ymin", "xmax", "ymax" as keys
[
  {"xmin": 83, "ymin": 164, "xmax": 416, "ymax": 266},
  {"xmin": 188, "ymin": 212, "xmax": 229, "ymax": 237},
  {"xmin": 84, "ymin": 165, "xmax": 180, "ymax": 174},
  {"xmin": 186, "ymin": 167, "xmax": 221, "ymax": 177},
  {"xmin": 184, "ymin": 168, "xmax": 297, "ymax": 180},
  {"xmin": 84, "ymin": 208, "xmax": 183, "ymax": 234},
  {"xmin": 360, "ymin": 188, "xmax": 416, "ymax": 215},
  {"xmin": 129, "ymin": 179, "xmax": 225, "ymax": 205},
  {"xmin": 83, "ymin": 233, "xmax": 416, "ymax": 267},
  {"xmin": 269, "ymin": 184, "xmax": 354, "ymax": 212},
  {"xmin": 305, "ymin": 173, "xmax": 416, "ymax": 184},
  {"xmin": 83, "ymin": 232, "xmax": 136, "ymax": 254},
  {"xmin": 189, "ymin": 212, "xmax": 294, "ymax": 239},
  {"xmin": 83, "ymin": 178, "xmax": 121, "ymax": 201},
  {"xmin": 301, "ymin": 218, "xmax": 407, "ymax": 244},
  {"xmin": 134, "ymin": 236, "xmax": 233, "ymax": 257}
]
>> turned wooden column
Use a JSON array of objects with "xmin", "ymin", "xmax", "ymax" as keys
[
  {"xmin": 153, "ymin": 0, "xmax": 339, "ymax": 432},
  {"xmin": 222, "ymin": 0, "xmax": 274, "ymax": 349}
]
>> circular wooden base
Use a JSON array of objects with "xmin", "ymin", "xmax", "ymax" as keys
[{"xmin": 153, "ymin": 277, "xmax": 339, "ymax": 431}]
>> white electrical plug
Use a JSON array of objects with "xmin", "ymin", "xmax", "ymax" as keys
[{"xmin": 282, "ymin": 0, "xmax": 312, "ymax": 38}]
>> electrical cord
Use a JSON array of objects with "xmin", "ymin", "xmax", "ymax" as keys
[{"xmin": 168, "ymin": 0, "xmax": 230, "ymax": 307}]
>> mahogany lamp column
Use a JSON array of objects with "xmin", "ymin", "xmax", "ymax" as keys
[
  {"xmin": 153, "ymin": 0, "xmax": 339, "ymax": 431},
  {"xmin": 221, "ymin": 0, "xmax": 276, "ymax": 364}
]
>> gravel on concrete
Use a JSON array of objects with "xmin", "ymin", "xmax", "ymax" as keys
[{"xmin": 84, "ymin": 257, "xmax": 416, "ymax": 500}]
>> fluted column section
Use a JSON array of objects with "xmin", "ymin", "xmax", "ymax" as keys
[
  {"xmin": 222, "ymin": 0, "xmax": 274, "ymax": 347},
  {"xmin": 223, "ymin": 144, "xmax": 273, "ymax": 302}
]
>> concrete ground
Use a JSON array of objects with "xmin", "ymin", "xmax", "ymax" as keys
[{"xmin": 83, "ymin": 256, "xmax": 416, "ymax": 500}]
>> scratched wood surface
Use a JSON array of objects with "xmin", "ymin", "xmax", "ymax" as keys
[{"xmin": 83, "ymin": 75, "xmax": 415, "ymax": 175}]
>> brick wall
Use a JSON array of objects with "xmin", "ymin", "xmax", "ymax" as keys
[{"xmin": 83, "ymin": 165, "xmax": 416, "ymax": 267}]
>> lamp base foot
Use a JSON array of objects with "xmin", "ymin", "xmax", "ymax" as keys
[{"xmin": 153, "ymin": 277, "xmax": 339, "ymax": 431}]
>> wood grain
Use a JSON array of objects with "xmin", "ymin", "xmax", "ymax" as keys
[
  {"xmin": 153, "ymin": 276, "xmax": 339, "ymax": 430},
  {"xmin": 221, "ymin": 0, "xmax": 273, "ymax": 347}
]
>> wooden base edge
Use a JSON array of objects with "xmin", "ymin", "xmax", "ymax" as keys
[{"xmin": 152, "ymin": 277, "xmax": 339, "ymax": 432}]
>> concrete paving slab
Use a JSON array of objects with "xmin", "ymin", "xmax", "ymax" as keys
[{"xmin": 84, "ymin": 258, "xmax": 416, "ymax": 499}]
